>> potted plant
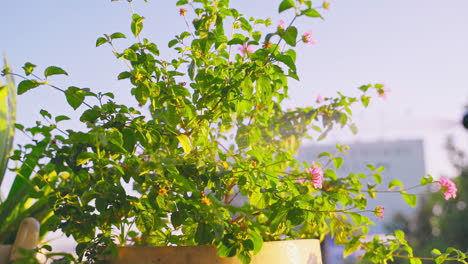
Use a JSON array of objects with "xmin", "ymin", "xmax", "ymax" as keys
[{"xmin": 5, "ymin": 0, "xmax": 467, "ymax": 263}]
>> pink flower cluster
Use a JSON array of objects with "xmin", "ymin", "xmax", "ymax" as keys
[
  {"xmin": 278, "ymin": 20, "xmax": 286, "ymax": 30},
  {"xmin": 377, "ymin": 85, "xmax": 391, "ymax": 100},
  {"xmin": 306, "ymin": 162, "xmax": 324, "ymax": 189},
  {"xmin": 302, "ymin": 30, "xmax": 315, "ymax": 45},
  {"xmin": 316, "ymin": 95, "xmax": 324, "ymax": 103},
  {"xmin": 438, "ymin": 177, "xmax": 457, "ymax": 200},
  {"xmin": 238, "ymin": 43, "xmax": 254, "ymax": 56},
  {"xmin": 375, "ymin": 206, "xmax": 385, "ymax": 219}
]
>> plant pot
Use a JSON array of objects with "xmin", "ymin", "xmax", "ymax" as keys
[
  {"xmin": 0, "ymin": 218, "xmax": 40, "ymax": 263},
  {"xmin": 106, "ymin": 239, "xmax": 322, "ymax": 264}
]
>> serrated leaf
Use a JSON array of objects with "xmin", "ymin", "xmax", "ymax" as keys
[
  {"xmin": 278, "ymin": 0, "xmax": 295, "ymax": 13},
  {"xmin": 44, "ymin": 66, "xmax": 68, "ymax": 78},
  {"xmin": 17, "ymin": 80, "xmax": 41, "ymax": 94}
]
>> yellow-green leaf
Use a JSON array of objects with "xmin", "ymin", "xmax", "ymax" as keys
[{"xmin": 177, "ymin": 134, "xmax": 192, "ymax": 154}]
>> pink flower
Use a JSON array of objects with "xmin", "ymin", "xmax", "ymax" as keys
[
  {"xmin": 316, "ymin": 94, "xmax": 324, "ymax": 103},
  {"xmin": 306, "ymin": 162, "xmax": 324, "ymax": 189},
  {"xmin": 238, "ymin": 43, "xmax": 254, "ymax": 56},
  {"xmin": 302, "ymin": 30, "xmax": 315, "ymax": 45},
  {"xmin": 377, "ymin": 85, "xmax": 391, "ymax": 100},
  {"xmin": 375, "ymin": 206, "xmax": 385, "ymax": 219},
  {"xmin": 438, "ymin": 177, "xmax": 457, "ymax": 200},
  {"xmin": 278, "ymin": 20, "xmax": 286, "ymax": 30}
]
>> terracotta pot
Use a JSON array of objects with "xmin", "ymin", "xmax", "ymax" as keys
[{"xmin": 107, "ymin": 239, "xmax": 322, "ymax": 264}]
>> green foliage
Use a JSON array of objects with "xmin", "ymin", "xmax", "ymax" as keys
[
  {"xmin": 0, "ymin": 58, "xmax": 53, "ymax": 244},
  {"xmin": 7, "ymin": 1, "xmax": 466, "ymax": 264}
]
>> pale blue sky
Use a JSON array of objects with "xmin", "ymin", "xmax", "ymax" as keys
[{"xmin": 2, "ymin": 0, "xmax": 468, "ymax": 180}]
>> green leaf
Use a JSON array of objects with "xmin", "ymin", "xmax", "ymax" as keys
[
  {"xmin": 39, "ymin": 109, "xmax": 51, "ymax": 119},
  {"xmin": 401, "ymin": 193, "xmax": 417, "ymax": 207},
  {"xmin": 301, "ymin": 8, "xmax": 323, "ymax": 18},
  {"xmin": 22, "ymin": 62, "xmax": 36, "ymax": 76},
  {"xmin": 248, "ymin": 231, "xmax": 263, "ymax": 254},
  {"xmin": 278, "ymin": 0, "xmax": 295, "ymax": 13},
  {"xmin": 275, "ymin": 54, "xmax": 296, "ymax": 71},
  {"xmin": 55, "ymin": 115, "xmax": 70, "ymax": 122},
  {"xmin": 110, "ymin": 32, "xmax": 126, "ymax": 39},
  {"xmin": 218, "ymin": 242, "xmax": 238, "ymax": 258},
  {"xmin": 117, "ymin": 71, "xmax": 132, "ymax": 80},
  {"xmin": 237, "ymin": 252, "xmax": 252, "ymax": 264},
  {"xmin": 325, "ymin": 169, "xmax": 337, "ymax": 180},
  {"xmin": 195, "ymin": 222, "xmax": 214, "ymax": 244},
  {"xmin": 283, "ymin": 26, "xmax": 298, "ymax": 47},
  {"xmin": 361, "ymin": 95, "xmax": 370, "ymax": 107},
  {"xmin": 96, "ymin": 37, "xmax": 108, "ymax": 47},
  {"xmin": 394, "ymin": 230, "xmax": 405, "ymax": 241},
  {"xmin": 176, "ymin": 134, "xmax": 192, "ymax": 154},
  {"xmin": 44, "ymin": 66, "xmax": 68, "ymax": 78},
  {"xmin": 409, "ymin": 258, "xmax": 422, "ymax": 264},
  {"xmin": 332, "ymin": 157, "xmax": 344, "ymax": 169},
  {"xmin": 64, "ymin": 86, "xmax": 85, "ymax": 110},
  {"xmin": 349, "ymin": 123, "xmax": 358, "ymax": 134},
  {"xmin": 188, "ymin": 60, "xmax": 195, "ymax": 80},
  {"xmin": 372, "ymin": 173, "xmax": 382, "ymax": 184},
  {"xmin": 388, "ymin": 179, "xmax": 403, "ymax": 190},
  {"xmin": 171, "ymin": 211, "xmax": 185, "ymax": 228},
  {"xmin": 131, "ymin": 14, "xmax": 145, "ymax": 37},
  {"xmin": 17, "ymin": 80, "xmax": 41, "ymax": 94},
  {"xmin": 176, "ymin": 0, "xmax": 188, "ymax": 6},
  {"xmin": 420, "ymin": 174, "xmax": 434, "ymax": 186},
  {"xmin": 80, "ymin": 109, "xmax": 100, "ymax": 123},
  {"xmin": 135, "ymin": 212, "xmax": 154, "ymax": 233},
  {"xmin": 168, "ymin": 39, "xmax": 179, "ymax": 48},
  {"xmin": 123, "ymin": 49, "xmax": 138, "ymax": 61},
  {"xmin": 344, "ymin": 235, "xmax": 362, "ymax": 258}
]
